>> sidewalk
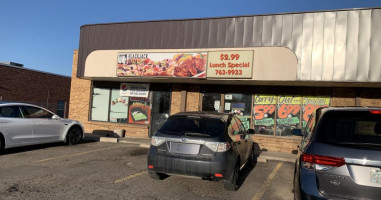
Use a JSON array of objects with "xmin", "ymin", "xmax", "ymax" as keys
[{"xmin": 84, "ymin": 133, "xmax": 296, "ymax": 163}]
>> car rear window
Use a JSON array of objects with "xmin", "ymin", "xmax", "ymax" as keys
[
  {"xmin": 316, "ymin": 110, "xmax": 381, "ymax": 149},
  {"xmin": 157, "ymin": 116, "xmax": 225, "ymax": 138}
]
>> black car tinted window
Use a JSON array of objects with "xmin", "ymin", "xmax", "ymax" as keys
[
  {"xmin": 22, "ymin": 106, "xmax": 53, "ymax": 119},
  {"xmin": 158, "ymin": 116, "xmax": 225, "ymax": 137},
  {"xmin": 316, "ymin": 111, "xmax": 381, "ymax": 148},
  {"xmin": 0, "ymin": 106, "xmax": 22, "ymax": 118}
]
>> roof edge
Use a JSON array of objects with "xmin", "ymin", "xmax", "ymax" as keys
[
  {"xmin": 0, "ymin": 63, "xmax": 71, "ymax": 79},
  {"xmin": 80, "ymin": 7, "xmax": 381, "ymax": 29}
]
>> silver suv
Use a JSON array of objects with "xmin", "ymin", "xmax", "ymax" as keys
[{"xmin": 292, "ymin": 107, "xmax": 381, "ymax": 200}]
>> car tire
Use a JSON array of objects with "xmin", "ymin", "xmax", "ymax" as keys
[
  {"xmin": 149, "ymin": 172, "xmax": 168, "ymax": 180},
  {"xmin": 248, "ymin": 146, "xmax": 257, "ymax": 166},
  {"xmin": 224, "ymin": 162, "xmax": 239, "ymax": 191},
  {"xmin": 66, "ymin": 126, "xmax": 82, "ymax": 145},
  {"xmin": 0, "ymin": 134, "xmax": 4, "ymax": 151}
]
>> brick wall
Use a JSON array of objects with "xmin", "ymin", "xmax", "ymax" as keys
[
  {"xmin": 186, "ymin": 84, "xmax": 200, "ymax": 111},
  {"xmin": 360, "ymin": 88, "xmax": 381, "ymax": 107},
  {"xmin": 331, "ymin": 88, "xmax": 356, "ymax": 106},
  {"xmin": 0, "ymin": 63, "xmax": 70, "ymax": 116},
  {"xmin": 68, "ymin": 50, "xmax": 91, "ymax": 123},
  {"xmin": 170, "ymin": 84, "xmax": 182, "ymax": 115},
  {"xmin": 252, "ymin": 135, "xmax": 301, "ymax": 153}
]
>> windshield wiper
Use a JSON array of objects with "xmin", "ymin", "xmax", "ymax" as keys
[{"xmin": 184, "ymin": 132, "xmax": 211, "ymax": 137}]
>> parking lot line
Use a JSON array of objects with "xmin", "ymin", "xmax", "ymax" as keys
[
  {"xmin": 113, "ymin": 171, "xmax": 147, "ymax": 184},
  {"xmin": 252, "ymin": 162, "xmax": 284, "ymax": 200},
  {"xmin": 32, "ymin": 146, "xmax": 127, "ymax": 163}
]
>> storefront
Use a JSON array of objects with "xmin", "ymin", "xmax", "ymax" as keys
[{"xmin": 69, "ymin": 8, "xmax": 381, "ymax": 152}]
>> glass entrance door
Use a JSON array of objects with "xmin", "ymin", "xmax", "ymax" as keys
[{"xmin": 149, "ymin": 91, "xmax": 171, "ymax": 137}]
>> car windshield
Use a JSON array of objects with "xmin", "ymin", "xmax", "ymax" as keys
[
  {"xmin": 157, "ymin": 116, "xmax": 225, "ymax": 138},
  {"xmin": 316, "ymin": 110, "xmax": 381, "ymax": 150}
]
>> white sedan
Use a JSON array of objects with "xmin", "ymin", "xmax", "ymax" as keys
[{"xmin": 0, "ymin": 102, "xmax": 84, "ymax": 150}]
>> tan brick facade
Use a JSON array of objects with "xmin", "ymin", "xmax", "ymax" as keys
[
  {"xmin": 69, "ymin": 51, "xmax": 149, "ymax": 138},
  {"xmin": 68, "ymin": 50, "xmax": 91, "ymax": 123},
  {"xmin": 69, "ymin": 50, "xmax": 381, "ymax": 152},
  {"xmin": 170, "ymin": 84, "xmax": 182, "ymax": 115},
  {"xmin": 186, "ymin": 84, "xmax": 200, "ymax": 111}
]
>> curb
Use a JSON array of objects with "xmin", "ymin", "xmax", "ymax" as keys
[
  {"xmin": 258, "ymin": 155, "xmax": 295, "ymax": 163},
  {"xmin": 97, "ymin": 137, "xmax": 151, "ymax": 149},
  {"xmin": 257, "ymin": 157, "xmax": 268, "ymax": 163},
  {"xmin": 99, "ymin": 137, "xmax": 118, "ymax": 143},
  {"xmin": 118, "ymin": 139, "xmax": 150, "ymax": 148},
  {"xmin": 96, "ymin": 136, "xmax": 295, "ymax": 163}
]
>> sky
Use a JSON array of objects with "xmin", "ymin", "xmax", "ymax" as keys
[{"xmin": 1, "ymin": 0, "xmax": 380, "ymax": 77}]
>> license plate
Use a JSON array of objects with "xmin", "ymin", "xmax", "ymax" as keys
[
  {"xmin": 370, "ymin": 169, "xmax": 381, "ymax": 184},
  {"xmin": 170, "ymin": 142, "xmax": 200, "ymax": 155}
]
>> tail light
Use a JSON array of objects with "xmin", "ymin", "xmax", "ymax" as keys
[
  {"xmin": 301, "ymin": 153, "xmax": 345, "ymax": 170},
  {"xmin": 370, "ymin": 110, "xmax": 381, "ymax": 115},
  {"xmin": 205, "ymin": 142, "xmax": 231, "ymax": 152}
]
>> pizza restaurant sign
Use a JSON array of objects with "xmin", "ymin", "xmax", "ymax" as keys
[{"xmin": 116, "ymin": 50, "xmax": 254, "ymax": 79}]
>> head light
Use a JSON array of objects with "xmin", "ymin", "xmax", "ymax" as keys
[{"xmin": 151, "ymin": 136, "xmax": 166, "ymax": 146}]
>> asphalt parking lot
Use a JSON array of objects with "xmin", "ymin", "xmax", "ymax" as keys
[{"xmin": 0, "ymin": 141, "xmax": 294, "ymax": 200}]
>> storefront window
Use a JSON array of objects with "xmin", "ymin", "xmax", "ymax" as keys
[
  {"xmin": 224, "ymin": 94, "xmax": 252, "ymax": 130},
  {"xmin": 128, "ymin": 97, "xmax": 151, "ymax": 125},
  {"xmin": 252, "ymin": 95, "xmax": 330, "ymax": 137},
  {"xmin": 253, "ymin": 95, "xmax": 276, "ymax": 135},
  {"xmin": 150, "ymin": 91, "xmax": 171, "ymax": 137},
  {"xmin": 301, "ymin": 97, "xmax": 330, "ymax": 128},
  {"xmin": 202, "ymin": 93, "xmax": 221, "ymax": 112},
  {"xmin": 90, "ymin": 84, "xmax": 154, "ymax": 125},
  {"xmin": 276, "ymin": 95, "xmax": 302, "ymax": 136},
  {"xmin": 109, "ymin": 89, "xmax": 128, "ymax": 123},
  {"xmin": 91, "ymin": 88, "xmax": 110, "ymax": 121}
]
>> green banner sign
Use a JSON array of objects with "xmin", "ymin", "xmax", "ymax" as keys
[
  {"xmin": 255, "ymin": 118, "xmax": 275, "ymax": 126},
  {"xmin": 277, "ymin": 117, "xmax": 300, "ymax": 125}
]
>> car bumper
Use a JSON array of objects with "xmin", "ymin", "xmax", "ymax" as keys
[
  {"xmin": 296, "ymin": 167, "xmax": 342, "ymax": 200},
  {"xmin": 147, "ymin": 147, "xmax": 236, "ymax": 182}
]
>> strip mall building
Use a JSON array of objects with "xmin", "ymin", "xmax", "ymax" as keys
[{"xmin": 69, "ymin": 8, "xmax": 381, "ymax": 153}]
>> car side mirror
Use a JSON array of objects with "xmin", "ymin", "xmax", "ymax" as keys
[
  {"xmin": 291, "ymin": 128, "xmax": 303, "ymax": 136},
  {"xmin": 248, "ymin": 128, "xmax": 255, "ymax": 134},
  {"xmin": 52, "ymin": 115, "xmax": 61, "ymax": 120}
]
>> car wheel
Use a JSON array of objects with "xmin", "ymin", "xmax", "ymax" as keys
[
  {"xmin": 149, "ymin": 172, "xmax": 168, "ymax": 180},
  {"xmin": 66, "ymin": 126, "xmax": 82, "ymax": 145},
  {"xmin": 224, "ymin": 162, "xmax": 239, "ymax": 191},
  {"xmin": 249, "ymin": 146, "xmax": 257, "ymax": 166}
]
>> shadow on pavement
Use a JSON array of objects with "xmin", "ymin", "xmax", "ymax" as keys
[
  {"xmin": 237, "ymin": 159, "xmax": 257, "ymax": 190},
  {"xmin": 0, "ymin": 140, "xmax": 96, "ymax": 155}
]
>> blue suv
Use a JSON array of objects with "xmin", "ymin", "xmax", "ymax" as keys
[{"xmin": 292, "ymin": 107, "xmax": 381, "ymax": 200}]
